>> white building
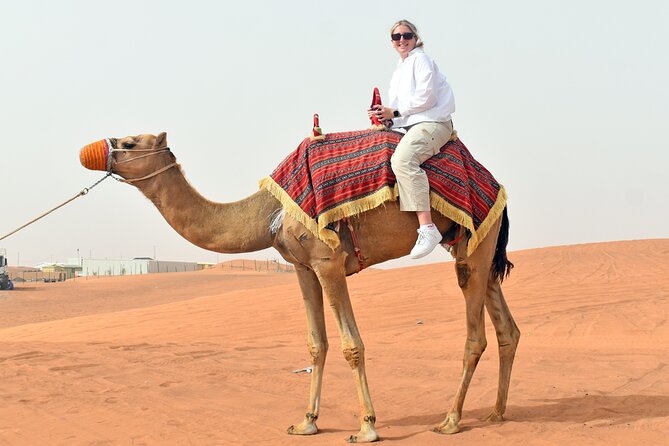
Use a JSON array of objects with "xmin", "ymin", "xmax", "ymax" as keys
[{"xmin": 68, "ymin": 257, "xmax": 212, "ymax": 277}]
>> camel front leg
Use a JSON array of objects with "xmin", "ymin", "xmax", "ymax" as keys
[
  {"xmin": 314, "ymin": 260, "xmax": 379, "ymax": 443},
  {"xmin": 288, "ymin": 268, "xmax": 328, "ymax": 436},
  {"xmin": 483, "ymin": 279, "xmax": 520, "ymax": 422}
]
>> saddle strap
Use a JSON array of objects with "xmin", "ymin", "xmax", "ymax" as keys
[{"xmin": 343, "ymin": 217, "xmax": 365, "ymax": 271}]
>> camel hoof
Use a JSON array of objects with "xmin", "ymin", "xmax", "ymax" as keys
[
  {"xmin": 347, "ymin": 431, "xmax": 379, "ymax": 443},
  {"xmin": 433, "ymin": 422, "xmax": 460, "ymax": 435},
  {"xmin": 286, "ymin": 421, "xmax": 318, "ymax": 436},
  {"xmin": 347, "ymin": 423, "xmax": 379, "ymax": 443},
  {"xmin": 483, "ymin": 411, "xmax": 504, "ymax": 422}
]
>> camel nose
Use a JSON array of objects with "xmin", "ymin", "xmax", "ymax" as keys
[{"xmin": 80, "ymin": 139, "xmax": 110, "ymax": 171}]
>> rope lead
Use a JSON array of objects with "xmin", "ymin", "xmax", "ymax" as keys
[{"xmin": 0, "ymin": 173, "xmax": 112, "ymax": 241}]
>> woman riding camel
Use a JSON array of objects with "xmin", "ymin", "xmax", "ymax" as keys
[{"xmin": 369, "ymin": 19, "xmax": 456, "ymax": 259}]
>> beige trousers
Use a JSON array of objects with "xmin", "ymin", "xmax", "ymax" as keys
[{"xmin": 391, "ymin": 120, "xmax": 454, "ymax": 212}]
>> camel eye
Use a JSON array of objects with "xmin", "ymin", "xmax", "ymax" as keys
[{"xmin": 122, "ymin": 141, "xmax": 137, "ymax": 150}]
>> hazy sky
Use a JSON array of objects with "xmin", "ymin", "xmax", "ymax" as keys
[{"xmin": 1, "ymin": 0, "xmax": 667, "ymax": 268}]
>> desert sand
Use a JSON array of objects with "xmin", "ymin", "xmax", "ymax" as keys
[{"xmin": 0, "ymin": 239, "xmax": 667, "ymax": 445}]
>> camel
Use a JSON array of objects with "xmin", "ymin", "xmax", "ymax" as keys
[{"xmin": 80, "ymin": 132, "xmax": 520, "ymax": 443}]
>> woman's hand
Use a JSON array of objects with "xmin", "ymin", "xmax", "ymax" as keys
[{"xmin": 369, "ymin": 105, "xmax": 393, "ymax": 121}]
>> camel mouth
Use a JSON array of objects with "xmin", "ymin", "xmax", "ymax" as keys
[{"xmin": 80, "ymin": 138, "xmax": 111, "ymax": 171}]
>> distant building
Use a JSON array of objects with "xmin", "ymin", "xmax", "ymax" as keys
[
  {"xmin": 66, "ymin": 258, "xmax": 214, "ymax": 277},
  {"xmin": 35, "ymin": 262, "xmax": 82, "ymax": 280}
]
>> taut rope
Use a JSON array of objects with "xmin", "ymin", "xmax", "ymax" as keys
[{"xmin": 0, "ymin": 173, "xmax": 112, "ymax": 241}]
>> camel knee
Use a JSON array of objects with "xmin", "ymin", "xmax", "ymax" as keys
[
  {"xmin": 499, "ymin": 326, "xmax": 520, "ymax": 355},
  {"xmin": 308, "ymin": 340, "xmax": 329, "ymax": 363},
  {"xmin": 496, "ymin": 317, "xmax": 520, "ymax": 345},
  {"xmin": 465, "ymin": 337, "xmax": 486, "ymax": 360},
  {"xmin": 342, "ymin": 344, "xmax": 364, "ymax": 369},
  {"xmin": 509, "ymin": 323, "xmax": 520, "ymax": 346}
]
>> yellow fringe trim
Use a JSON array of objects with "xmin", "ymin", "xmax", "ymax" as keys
[
  {"xmin": 259, "ymin": 176, "xmax": 507, "ymax": 256},
  {"xmin": 258, "ymin": 176, "xmax": 327, "ymax": 245},
  {"xmin": 315, "ymin": 186, "xmax": 398, "ymax": 249},
  {"xmin": 369, "ymin": 124, "xmax": 387, "ymax": 131},
  {"xmin": 430, "ymin": 185, "xmax": 507, "ymax": 256}
]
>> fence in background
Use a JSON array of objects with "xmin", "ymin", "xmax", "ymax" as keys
[
  {"xmin": 9, "ymin": 270, "xmax": 66, "ymax": 283},
  {"xmin": 224, "ymin": 259, "xmax": 295, "ymax": 273},
  {"xmin": 6, "ymin": 259, "xmax": 295, "ymax": 286}
]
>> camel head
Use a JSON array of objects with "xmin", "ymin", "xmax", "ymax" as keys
[{"xmin": 80, "ymin": 132, "xmax": 177, "ymax": 183}]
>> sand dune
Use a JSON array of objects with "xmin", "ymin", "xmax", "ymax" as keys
[{"xmin": 0, "ymin": 239, "xmax": 667, "ymax": 445}]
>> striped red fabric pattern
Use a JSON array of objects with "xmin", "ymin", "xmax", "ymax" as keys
[{"xmin": 268, "ymin": 129, "xmax": 502, "ymax": 231}]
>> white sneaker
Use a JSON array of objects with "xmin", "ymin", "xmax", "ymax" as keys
[{"xmin": 409, "ymin": 225, "xmax": 443, "ymax": 259}]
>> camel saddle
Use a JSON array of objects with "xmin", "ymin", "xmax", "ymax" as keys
[{"xmin": 259, "ymin": 129, "xmax": 507, "ymax": 255}]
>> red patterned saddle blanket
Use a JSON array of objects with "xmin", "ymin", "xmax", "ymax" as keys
[{"xmin": 259, "ymin": 129, "xmax": 506, "ymax": 255}]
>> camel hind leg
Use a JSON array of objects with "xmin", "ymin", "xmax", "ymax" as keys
[
  {"xmin": 483, "ymin": 279, "xmax": 520, "ymax": 422},
  {"xmin": 483, "ymin": 205, "xmax": 519, "ymax": 421},
  {"xmin": 434, "ymin": 221, "xmax": 500, "ymax": 434},
  {"xmin": 434, "ymin": 284, "xmax": 488, "ymax": 434}
]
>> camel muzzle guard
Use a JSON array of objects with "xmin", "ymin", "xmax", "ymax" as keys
[{"xmin": 80, "ymin": 137, "xmax": 176, "ymax": 183}]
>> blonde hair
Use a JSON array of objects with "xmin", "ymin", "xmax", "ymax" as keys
[{"xmin": 390, "ymin": 19, "xmax": 423, "ymax": 48}]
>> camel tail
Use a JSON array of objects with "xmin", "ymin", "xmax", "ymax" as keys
[{"xmin": 491, "ymin": 206, "xmax": 514, "ymax": 283}]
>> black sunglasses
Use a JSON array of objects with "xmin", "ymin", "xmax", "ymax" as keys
[{"xmin": 391, "ymin": 32, "xmax": 415, "ymax": 41}]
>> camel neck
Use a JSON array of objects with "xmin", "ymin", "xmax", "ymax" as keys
[{"xmin": 137, "ymin": 166, "xmax": 280, "ymax": 253}]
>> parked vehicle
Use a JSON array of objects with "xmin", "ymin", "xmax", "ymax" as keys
[{"xmin": 0, "ymin": 248, "xmax": 14, "ymax": 290}]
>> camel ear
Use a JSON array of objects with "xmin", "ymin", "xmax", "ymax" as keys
[{"xmin": 154, "ymin": 132, "xmax": 168, "ymax": 149}]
